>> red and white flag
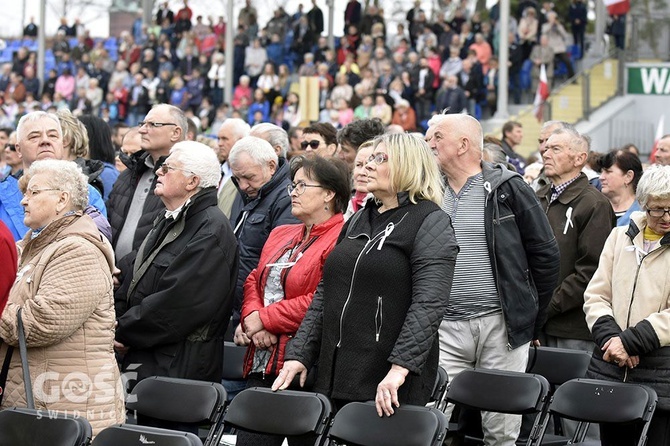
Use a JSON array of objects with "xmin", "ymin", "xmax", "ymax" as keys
[
  {"xmin": 649, "ymin": 115, "xmax": 665, "ymax": 164},
  {"xmin": 533, "ymin": 64, "xmax": 550, "ymax": 123},
  {"xmin": 604, "ymin": 0, "xmax": 630, "ymax": 15}
]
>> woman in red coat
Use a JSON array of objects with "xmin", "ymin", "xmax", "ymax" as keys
[
  {"xmin": 236, "ymin": 155, "xmax": 350, "ymax": 446},
  {"xmin": 0, "ymin": 221, "xmax": 17, "ymax": 316}
]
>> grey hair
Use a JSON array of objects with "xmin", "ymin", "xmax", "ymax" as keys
[
  {"xmin": 27, "ymin": 160, "xmax": 89, "ymax": 210},
  {"xmin": 169, "ymin": 141, "xmax": 221, "ymax": 188},
  {"xmin": 636, "ymin": 165, "xmax": 670, "ymax": 209},
  {"xmin": 552, "ymin": 127, "xmax": 587, "ymax": 153},
  {"xmin": 223, "ymin": 118, "xmax": 251, "ymax": 140},
  {"xmin": 541, "ymin": 120, "xmax": 573, "ymax": 133},
  {"xmin": 17, "ymin": 111, "xmax": 62, "ymax": 141},
  {"xmin": 250, "ymin": 123, "xmax": 289, "ymax": 157},
  {"xmin": 229, "ymin": 136, "xmax": 278, "ymax": 168},
  {"xmin": 151, "ymin": 103, "xmax": 188, "ymax": 141}
]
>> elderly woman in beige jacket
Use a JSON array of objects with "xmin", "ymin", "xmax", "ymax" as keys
[
  {"xmin": 0, "ymin": 159, "xmax": 124, "ymax": 436},
  {"xmin": 584, "ymin": 165, "xmax": 670, "ymax": 445}
]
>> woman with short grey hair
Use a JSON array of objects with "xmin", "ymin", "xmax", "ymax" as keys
[
  {"xmin": 584, "ymin": 164, "xmax": 670, "ymax": 444},
  {"xmin": 0, "ymin": 159, "xmax": 125, "ymax": 436}
]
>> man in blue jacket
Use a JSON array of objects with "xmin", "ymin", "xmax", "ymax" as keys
[{"xmin": 0, "ymin": 111, "xmax": 107, "ymax": 241}]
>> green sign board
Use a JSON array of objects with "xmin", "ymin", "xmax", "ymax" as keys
[{"xmin": 627, "ymin": 64, "xmax": 670, "ymax": 95}]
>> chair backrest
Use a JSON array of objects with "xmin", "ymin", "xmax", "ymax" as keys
[
  {"xmin": 92, "ymin": 424, "xmax": 203, "ymax": 446},
  {"xmin": 430, "ymin": 366, "xmax": 449, "ymax": 411},
  {"xmin": 0, "ymin": 407, "xmax": 92, "ymax": 446},
  {"xmin": 222, "ymin": 341, "xmax": 247, "ymax": 381},
  {"xmin": 223, "ymin": 387, "xmax": 332, "ymax": 437},
  {"xmin": 328, "ymin": 401, "xmax": 448, "ymax": 446},
  {"xmin": 526, "ymin": 346, "xmax": 592, "ymax": 386},
  {"xmin": 549, "ymin": 378, "xmax": 657, "ymax": 445},
  {"xmin": 126, "ymin": 376, "xmax": 227, "ymax": 446},
  {"xmin": 447, "ymin": 368, "xmax": 551, "ymax": 415}
]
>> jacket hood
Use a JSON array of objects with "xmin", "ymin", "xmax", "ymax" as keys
[
  {"xmin": 19, "ymin": 213, "xmax": 115, "ymax": 273},
  {"xmin": 480, "ymin": 161, "xmax": 523, "ymax": 194},
  {"xmin": 74, "ymin": 157, "xmax": 105, "ymax": 182}
]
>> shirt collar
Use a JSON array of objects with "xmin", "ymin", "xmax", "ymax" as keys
[{"xmin": 164, "ymin": 198, "xmax": 191, "ymax": 220}]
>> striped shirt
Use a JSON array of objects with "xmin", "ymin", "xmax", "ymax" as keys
[{"xmin": 441, "ymin": 173, "xmax": 501, "ymax": 320}]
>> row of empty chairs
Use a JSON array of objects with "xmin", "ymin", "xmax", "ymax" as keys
[{"xmin": 0, "ymin": 346, "xmax": 658, "ymax": 446}]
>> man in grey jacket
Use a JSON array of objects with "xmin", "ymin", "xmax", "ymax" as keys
[{"xmin": 426, "ymin": 114, "xmax": 560, "ymax": 446}]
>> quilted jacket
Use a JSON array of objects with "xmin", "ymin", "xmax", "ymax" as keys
[
  {"xmin": 285, "ymin": 195, "xmax": 459, "ymax": 404},
  {"xmin": 240, "ymin": 213, "xmax": 344, "ymax": 378},
  {"xmin": 584, "ymin": 212, "xmax": 670, "ymax": 409},
  {"xmin": 0, "ymin": 213, "xmax": 125, "ymax": 436}
]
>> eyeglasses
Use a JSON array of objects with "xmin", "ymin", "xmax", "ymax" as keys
[
  {"xmin": 367, "ymin": 152, "xmax": 389, "ymax": 165},
  {"xmin": 647, "ymin": 208, "xmax": 670, "ymax": 218},
  {"xmin": 287, "ymin": 181, "xmax": 323, "ymax": 196},
  {"xmin": 4, "ymin": 143, "xmax": 16, "ymax": 151},
  {"xmin": 300, "ymin": 140, "xmax": 322, "ymax": 150},
  {"xmin": 138, "ymin": 121, "xmax": 178, "ymax": 129},
  {"xmin": 23, "ymin": 188, "xmax": 61, "ymax": 198},
  {"xmin": 538, "ymin": 138, "xmax": 548, "ymax": 145},
  {"xmin": 159, "ymin": 163, "xmax": 195, "ymax": 176}
]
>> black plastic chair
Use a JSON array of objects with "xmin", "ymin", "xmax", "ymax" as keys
[
  {"xmin": 222, "ymin": 341, "xmax": 247, "ymax": 381},
  {"xmin": 222, "ymin": 387, "xmax": 332, "ymax": 444},
  {"xmin": 446, "ymin": 368, "xmax": 552, "ymax": 446},
  {"xmin": 430, "ymin": 365, "xmax": 449, "ymax": 412},
  {"xmin": 93, "ymin": 423, "xmax": 203, "ymax": 446},
  {"xmin": 126, "ymin": 376, "xmax": 227, "ymax": 446},
  {"xmin": 0, "ymin": 407, "xmax": 92, "ymax": 446},
  {"xmin": 521, "ymin": 346, "xmax": 592, "ymax": 445},
  {"xmin": 545, "ymin": 378, "xmax": 657, "ymax": 446},
  {"xmin": 328, "ymin": 401, "xmax": 449, "ymax": 446}
]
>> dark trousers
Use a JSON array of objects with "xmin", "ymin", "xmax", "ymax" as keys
[
  {"xmin": 601, "ymin": 408, "xmax": 670, "ymax": 446},
  {"xmin": 555, "ymin": 52, "xmax": 575, "ymax": 79}
]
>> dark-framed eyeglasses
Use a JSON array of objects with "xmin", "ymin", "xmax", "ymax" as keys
[
  {"xmin": 138, "ymin": 121, "xmax": 178, "ymax": 129},
  {"xmin": 367, "ymin": 152, "xmax": 389, "ymax": 165},
  {"xmin": 5, "ymin": 143, "xmax": 16, "ymax": 151},
  {"xmin": 287, "ymin": 181, "xmax": 323, "ymax": 196},
  {"xmin": 159, "ymin": 163, "xmax": 195, "ymax": 176},
  {"xmin": 300, "ymin": 140, "xmax": 322, "ymax": 150},
  {"xmin": 647, "ymin": 208, "xmax": 670, "ymax": 218}
]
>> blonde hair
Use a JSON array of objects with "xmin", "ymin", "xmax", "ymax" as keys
[
  {"xmin": 373, "ymin": 133, "xmax": 444, "ymax": 205},
  {"xmin": 57, "ymin": 109, "xmax": 89, "ymax": 158}
]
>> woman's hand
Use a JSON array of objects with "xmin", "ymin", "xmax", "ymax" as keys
[
  {"xmin": 375, "ymin": 365, "xmax": 408, "ymax": 417},
  {"xmin": 271, "ymin": 360, "xmax": 307, "ymax": 391},
  {"xmin": 251, "ymin": 329, "xmax": 277, "ymax": 350},
  {"xmin": 233, "ymin": 323, "xmax": 251, "ymax": 346},
  {"xmin": 243, "ymin": 311, "xmax": 264, "ymax": 338},
  {"xmin": 603, "ymin": 336, "xmax": 635, "ymax": 367}
]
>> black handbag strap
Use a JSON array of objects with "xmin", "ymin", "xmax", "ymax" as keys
[
  {"xmin": 17, "ymin": 308, "xmax": 34, "ymax": 409},
  {"xmin": 0, "ymin": 345, "xmax": 14, "ymax": 406}
]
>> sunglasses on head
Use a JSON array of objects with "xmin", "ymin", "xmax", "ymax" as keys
[
  {"xmin": 300, "ymin": 140, "xmax": 322, "ymax": 150},
  {"xmin": 5, "ymin": 144, "xmax": 16, "ymax": 151}
]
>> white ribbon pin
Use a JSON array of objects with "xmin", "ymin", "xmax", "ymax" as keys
[{"xmin": 563, "ymin": 207, "xmax": 574, "ymax": 235}]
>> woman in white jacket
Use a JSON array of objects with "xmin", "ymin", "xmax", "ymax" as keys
[{"xmin": 207, "ymin": 52, "xmax": 225, "ymax": 107}]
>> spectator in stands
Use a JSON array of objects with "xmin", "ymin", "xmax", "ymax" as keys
[
  {"xmin": 436, "ymin": 75, "xmax": 467, "ymax": 114},
  {"xmin": 236, "ymin": 156, "xmax": 349, "ymax": 445},
  {"xmin": 654, "ymin": 135, "xmax": 670, "ymax": 166},
  {"xmin": 79, "ymin": 115, "xmax": 120, "ymax": 201},
  {"xmin": 54, "ymin": 67, "xmax": 75, "ymax": 101},
  {"xmin": 229, "ymin": 135, "xmax": 297, "ymax": 334},
  {"xmin": 568, "ymin": 0, "xmax": 587, "ymax": 59},
  {"xmin": 542, "ymin": 11, "xmax": 574, "ymax": 80},
  {"xmin": 584, "ymin": 164, "xmax": 670, "ymax": 445},
  {"xmin": 275, "ymin": 132, "xmax": 458, "ymax": 418},
  {"xmin": 247, "ymin": 88, "xmax": 270, "ymax": 124},
  {"xmin": 232, "ymin": 75, "xmax": 253, "ymax": 110},
  {"xmin": 300, "ymin": 122, "xmax": 338, "ymax": 157},
  {"xmin": 530, "ymin": 34, "xmax": 555, "ymax": 90},
  {"xmin": 4, "ymin": 73, "xmax": 26, "ymax": 105},
  {"xmin": 0, "ymin": 159, "xmax": 125, "ymax": 436},
  {"xmin": 598, "ymin": 150, "xmax": 643, "ymax": 226},
  {"xmin": 391, "ymin": 99, "xmax": 417, "ymax": 132},
  {"xmin": 23, "ymin": 17, "xmax": 38, "ymax": 38},
  {"xmin": 458, "ymin": 58, "xmax": 484, "ymax": 117},
  {"xmin": 115, "ymin": 141, "xmax": 238, "ymax": 392},
  {"xmin": 518, "ymin": 7, "xmax": 540, "ymax": 61},
  {"xmin": 126, "ymin": 73, "xmax": 150, "ymax": 126}
]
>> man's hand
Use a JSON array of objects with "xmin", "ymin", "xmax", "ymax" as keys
[
  {"xmin": 233, "ymin": 323, "xmax": 251, "ymax": 346},
  {"xmin": 243, "ymin": 311, "xmax": 264, "ymax": 338}
]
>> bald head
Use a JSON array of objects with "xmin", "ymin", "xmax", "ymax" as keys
[{"xmin": 426, "ymin": 114, "xmax": 483, "ymax": 178}]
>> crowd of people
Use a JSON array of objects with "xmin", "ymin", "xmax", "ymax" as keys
[
  {"xmin": 0, "ymin": 0, "xmax": 590, "ymax": 142},
  {"xmin": 0, "ymin": 1, "xmax": 666, "ymax": 445}
]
